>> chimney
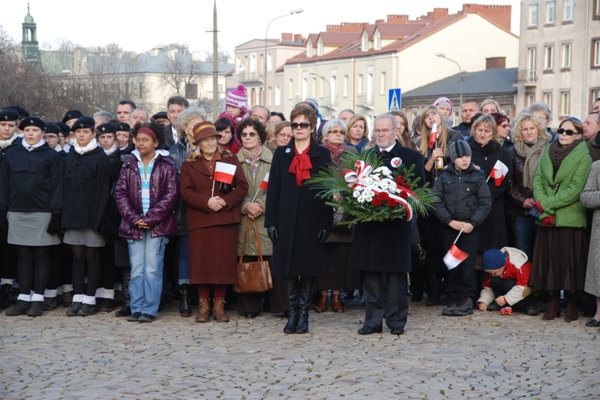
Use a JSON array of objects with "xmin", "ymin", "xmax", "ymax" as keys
[
  {"xmin": 486, "ymin": 56, "xmax": 506, "ymax": 70},
  {"xmin": 281, "ymin": 32, "xmax": 293, "ymax": 42},
  {"xmin": 387, "ymin": 14, "xmax": 409, "ymax": 24},
  {"xmin": 463, "ymin": 4, "xmax": 511, "ymax": 31},
  {"xmin": 293, "ymin": 34, "xmax": 304, "ymax": 43},
  {"xmin": 431, "ymin": 8, "xmax": 448, "ymax": 21}
]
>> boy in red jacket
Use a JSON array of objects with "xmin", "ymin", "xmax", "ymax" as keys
[{"xmin": 477, "ymin": 247, "xmax": 533, "ymax": 315}]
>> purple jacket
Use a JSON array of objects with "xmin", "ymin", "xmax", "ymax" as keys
[{"xmin": 115, "ymin": 150, "xmax": 178, "ymax": 239}]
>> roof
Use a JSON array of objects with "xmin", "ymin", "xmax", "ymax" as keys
[{"xmin": 403, "ymin": 68, "xmax": 518, "ymax": 98}]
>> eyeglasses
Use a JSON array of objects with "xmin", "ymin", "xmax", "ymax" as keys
[
  {"xmin": 277, "ymin": 132, "xmax": 293, "ymax": 138},
  {"xmin": 373, "ymin": 128, "xmax": 392, "ymax": 134},
  {"xmin": 241, "ymin": 131, "xmax": 257, "ymax": 138},
  {"xmin": 557, "ymin": 128, "xmax": 578, "ymax": 136},
  {"xmin": 328, "ymin": 129, "xmax": 345, "ymax": 135},
  {"xmin": 291, "ymin": 122, "xmax": 311, "ymax": 130}
]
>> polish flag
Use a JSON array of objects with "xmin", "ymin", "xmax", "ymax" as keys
[
  {"xmin": 428, "ymin": 123, "xmax": 438, "ymax": 149},
  {"xmin": 443, "ymin": 244, "xmax": 469, "ymax": 270},
  {"xmin": 259, "ymin": 172, "xmax": 269, "ymax": 190},
  {"xmin": 489, "ymin": 160, "xmax": 509, "ymax": 187},
  {"xmin": 214, "ymin": 162, "xmax": 236, "ymax": 184}
]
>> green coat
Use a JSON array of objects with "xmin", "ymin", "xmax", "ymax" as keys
[
  {"xmin": 533, "ymin": 141, "xmax": 592, "ymax": 228},
  {"xmin": 236, "ymin": 146, "xmax": 273, "ymax": 257}
]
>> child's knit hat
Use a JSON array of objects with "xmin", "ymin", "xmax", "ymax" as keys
[
  {"xmin": 226, "ymin": 84, "xmax": 248, "ymax": 110},
  {"xmin": 447, "ymin": 139, "xmax": 472, "ymax": 161},
  {"xmin": 482, "ymin": 249, "xmax": 507, "ymax": 270}
]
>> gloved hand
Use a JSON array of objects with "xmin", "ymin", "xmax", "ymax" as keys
[
  {"xmin": 316, "ymin": 229, "xmax": 329, "ymax": 244},
  {"xmin": 267, "ymin": 226, "xmax": 278, "ymax": 243},
  {"xmin": 541, "ymin": 215, "xmax": 555, "ymax": 227},
  {"xmin": 47, "ymin": 213, "xmax": 62, "ymax": 234}
]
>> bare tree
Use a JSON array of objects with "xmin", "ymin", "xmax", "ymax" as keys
[{"xmin": 160, "ymin": 45, "xmax": 202, "ymax": 96}]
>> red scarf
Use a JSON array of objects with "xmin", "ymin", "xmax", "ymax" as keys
[{"xmin": 288, "ymin": 144, "xmax": 312, "ymax": 186}]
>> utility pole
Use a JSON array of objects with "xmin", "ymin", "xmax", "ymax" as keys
[{"xmin": 212, "ymin": 0, "xmax": 218, "ymax": 120}]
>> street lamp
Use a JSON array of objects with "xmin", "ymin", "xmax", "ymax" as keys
[
  {"xmin": 263, "ymin": 8, "xmax": 303, "ymax": 105},
  {"xmin": 435, "ymin": 52, "xmax": 463, "ymax": 107},
  {"xmin": 307, "ymin": 72, "xmax": 333, "ymax": 117}
]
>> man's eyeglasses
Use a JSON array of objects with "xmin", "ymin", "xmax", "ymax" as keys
[
  {"xmin": 328, "ymin": 129, "xmax": 345, "ymax": 135},
  {"xmin": 291, "ymin": 122, "xmax": 311, "ymax": 130},
  {"xmin": 557, "ymin": 128, "xmax": 578, "ymax": 136}
]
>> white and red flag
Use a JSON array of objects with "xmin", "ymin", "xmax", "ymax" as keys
[
  {"xmin": 259, "ymin": 172, "xmax": 269, "ymax": 190},
  {"xmin": 214, "ymin": 162, "xmax": 236, "ymax": 184},
  {"xmin": 443, "ymin": 243, "xmax": 469, "ymax": 270},
  {"xmin": 428, "ymin": 122, "xmax": 438, "ymax": 149},
  {"xmin": 489, "ymin": 160, "xmax": 508, "ymax": 187}
]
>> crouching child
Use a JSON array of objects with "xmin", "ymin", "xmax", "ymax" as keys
[{"xmin": 477, "ymin": 247, "xmax": 533, "ymax": 315}]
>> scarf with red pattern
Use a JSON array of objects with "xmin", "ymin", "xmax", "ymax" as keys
[{"xmin": 288, "ymin": 144, "xmax": 312, "ymax": 186}]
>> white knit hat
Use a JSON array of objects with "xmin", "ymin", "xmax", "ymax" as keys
[{"xmin": 226, "ymin": 84, "xmax": 248, "ymax": 110}]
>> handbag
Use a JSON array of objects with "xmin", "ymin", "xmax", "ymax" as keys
[{"xmin": 233, "ymin": 220, "xmax": 273, "ymax": 293}]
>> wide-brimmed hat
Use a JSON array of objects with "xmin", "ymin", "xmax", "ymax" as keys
[{"xmin": 192, "ymin": 121, "xmax": 220, "ymax": 145}]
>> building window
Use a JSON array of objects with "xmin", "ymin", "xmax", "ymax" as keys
[
  {"xmin": 563, "ymin": 0, "xmax": 574, "ymax": 21},
  {"xmin": 330, "ymin": 76, "xmax": 336, "ymax": 105},
  {"xmin": 357, "ymin": 74, "xmax": 363, "ymax": 95},
  {"xmin": 593, "ymin": 39, "xmax": 600, "ymax": 68},
  {"xmin": 250, "ymin": 54, "xmax": 256, "ymax": 73},
  {"xmin": 561, "ymin": 43, "xmax": 572, "ymax": 69},
  {"xmin": 590, "ymin": 88, "xmax": 600, "ymax": 109},
  {"xmin": 543, "ymin": 92, "xmax": 553, "ymax": 109},
  {"xmin": 275, "ymin": 86, "xmax": 281, "ymax": 106},
  {"xmin": 544, "ymin": 45, "xmax": 554, "ymax": 71},
  {"xmin": 361, "ymin": 32, "xmax": 368, "ymax": 51},
  {"xmin": 343, "ymin": 75, "xmax": 349, "ymax": 97},
  {"xmin": 380, "ymin": 72, "xmax": 386, "ymax": 94},
  {"xmin": 546, "ymin": 0, "xmax": 556, "ymax": 24},
  {"xmin": 528, "ymin": 4, "xmax": 539, "ymax": 27},
  {"xmin": 527, "ymin": 47, "xmax": 537, "ymax": 81},
  {"xmin": 560, "ymin": 91, "xmax": 570, "ymax": 116},
  {"xmin": 595, "ymin": 0, "xmax": 600, "ymax": 19},
  {"xmin": 185, "ymin": 83, "xmax": 198, "ymax": 99},
  {"xmin": 288, "ymin": 79, "xmax": 293, "ymax": 100},
  {"xmin": 526, "ymin": 92, "xmax": 536, "ymax": 107},
  {"xmin": 374, "ymin": 32, "xmax": 381, "ymax": 50}
]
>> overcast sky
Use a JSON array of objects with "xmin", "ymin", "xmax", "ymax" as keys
[{"xmin": 3, "ymin": 0, "xmax": 520, "ymax": 55}]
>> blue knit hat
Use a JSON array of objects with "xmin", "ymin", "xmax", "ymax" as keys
[{"xmin": 482, "ymin": 249, "xmax": 507, "ymax": 270}]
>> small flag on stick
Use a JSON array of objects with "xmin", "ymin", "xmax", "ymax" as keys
[
  {"xmin": 428, "ymin": 122, "xmax": 438, "ymax": 149},
  {"xmin": 443, "ymin": 229, "xmax": 468, "ymax": 270},
  {"xmin": 259, "ymin": 172, "xmax": 269, "ymax": 191},
  {"xmin": 488, "ymin": 159, "xmax": 508, "ymax": 187},
  {"xmin": 214, "ymin": 162, "xmax": 236, "ymax": 184}
]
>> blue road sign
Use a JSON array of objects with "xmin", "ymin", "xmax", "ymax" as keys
[{"xmin": 388, "ymin": 88, "xmax": 402, "ymax": 111}]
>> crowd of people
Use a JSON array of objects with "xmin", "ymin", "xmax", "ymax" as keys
[{"xmin": 1, "ymin": 81, "xmax": 600, "ymax": 336}]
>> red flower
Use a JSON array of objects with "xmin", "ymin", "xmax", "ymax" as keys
[
  {"xmin": 399, "ymin": 191, "xmax": 408, "ymax": 199},
  {"xmin": 395, "ymin": 175, "xmax": 406, "ymax": 186},
  {"xmin": 387, "ymin": 197, "xmax": 398, "ymax": 208},
  {"xmin": 372, "ymin": 195, "xmax": 382, "ymax": 207}
]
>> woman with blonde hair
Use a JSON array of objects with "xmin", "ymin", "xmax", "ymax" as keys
[
  {"xmin": 417, "ymin": 105, "xmax": 456, "ymax": 181},
  {"xmin": 345, "ymin": 115, "xmax": 370, "ymax": 151}
]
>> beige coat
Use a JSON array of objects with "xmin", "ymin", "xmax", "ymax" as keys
[
  {"xmin": 237, "ymin": 146, "xmax": 273, "ymax": 257},
  {"xmin": 581, "ymin": 160, "xmax": 600, "ymax": 297}
]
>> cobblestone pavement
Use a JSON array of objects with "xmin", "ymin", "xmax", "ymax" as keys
[{"xmin": 1, "ymin": 300, "xmax": 599, "ymax": 399}]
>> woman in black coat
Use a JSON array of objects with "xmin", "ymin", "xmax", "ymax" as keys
[
  {"xmin": 265, "ymin": 103, "xmax": 333, "ymax": 334},
  {"xmin": 468, "ymin": 114, "xmax": 510, "ymax": 252}
]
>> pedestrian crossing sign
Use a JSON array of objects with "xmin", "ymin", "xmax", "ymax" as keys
[{"xmin": 388, "ymin": 88, "xmax": 402, "ymax": 111}]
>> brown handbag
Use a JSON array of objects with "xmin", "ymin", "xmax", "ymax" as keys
[{"xmin": 233, "ymin": 220, "xmax": 273, "ymax": 293}]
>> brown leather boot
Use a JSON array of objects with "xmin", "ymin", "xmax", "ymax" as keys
[
  {"xmin": 314, "ymin": 291, "xmax": 328, "ymax": 313},
  {"xmin": 542, "ymin": 294, "xmax": 561, "ymax": 320},
  {"xmin": 331, "ymin": 292, "xmax": 345, "ymax": 313},
  {"xmin": 564, "ymin": 294, "xmax": 578, "ymax": 323},
  {"xmin": 213, "ymin": 298, "xmax": 229, "ymax": 322},
  {"xmin": 195, "ymin": 298, "xmax": 210, "ymax": 323}
]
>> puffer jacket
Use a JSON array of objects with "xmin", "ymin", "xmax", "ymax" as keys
[
  {"xmin": 115, "ymin": 149, "xmax": 178, "ymax": 239},
  {"xmin": 432, "ymin": 162, "xmax": 492, "ymax": 227}
]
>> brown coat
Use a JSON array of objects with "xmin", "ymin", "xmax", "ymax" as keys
[{"xmin": 180, "ymin": 152, "xmax": 249, "ymax": 284}]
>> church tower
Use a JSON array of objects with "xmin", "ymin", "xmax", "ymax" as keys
[{"xmin": 22, "ymin": 3, "xmax": 41, "ymax": 64}]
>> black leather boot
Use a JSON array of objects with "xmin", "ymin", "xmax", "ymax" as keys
[
  {"xmin": 296, "ymin": 277, "xmax": 314, "ymax": 334},
  {"xmin": 0, "ymin": 284, "xmax": 11, "ymax": 309},
  {"xmin": 115, "ymin": 269, "xmax": 131, "ymax": 317},
  {"xmin": 179, "ymin": 284, "xmax": 191, "ymax": 317},
  {"xmin": 283, "ymin": 278, "xmax": 299, "ymax": 334}
]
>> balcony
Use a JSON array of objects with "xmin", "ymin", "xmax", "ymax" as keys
[
  {"xmin": 235, "ymin": 71, "xmax": 263, "ymax": 85},
  {"xmin": 516, "ymin": 69, "xmax": 538, "ymax": 86},
  {"xmin": 356, "ymin": 94, "xmax": 374, "ymax": 110}
]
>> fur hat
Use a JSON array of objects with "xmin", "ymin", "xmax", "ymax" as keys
[
  {"xmin": 226, "ymin": 84, "xmax": 248, "ymax": 110},
  {"xmin": 482, "ymin": 249, "xmax": 507, "ymax": 270},
  {"xmin": 447, "ymin": 140, "xmax": 472, "ymax": 161}
]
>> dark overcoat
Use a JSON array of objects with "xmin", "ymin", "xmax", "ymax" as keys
[
  {"xmin": 264, "ymin": 139, "xmax": 333, "ymax": 277},
  {"xmin": 469, "ymin": 139, "xmax": 510, "ymax": 251},
  {"xmin": 351, "ymin": 142, "xmax": 425, "ymax": 272}
]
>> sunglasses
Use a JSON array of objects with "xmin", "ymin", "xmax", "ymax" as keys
[
  {"xmin": 291, "ymin": 122, "xmax": 311, "ymax": 130},
  {"xmin": 557, "ymin": 128, "xmax": 578, "ymax": 136},
  {"xmin": 241, "ymin": 131, "xmax": 257, "ymax": 138},
  {"xmin": 328, "ymin": 129, "xmax": 345, "ymax": 135}
]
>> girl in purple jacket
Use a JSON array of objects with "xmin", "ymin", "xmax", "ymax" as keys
[{"xmin": 114, "ymin": 122, "xmax": 177, "ymax": 322}]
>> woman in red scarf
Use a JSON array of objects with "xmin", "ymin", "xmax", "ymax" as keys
[{"xmin": 265, "ymin": 103, "xmax": 333, "ymax": 334}]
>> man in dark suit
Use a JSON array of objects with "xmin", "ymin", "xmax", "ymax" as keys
[
  {"xmin": 352, "ymin": 113, "xmax": 425, "ymax": 335},
  {"xmin": 164, "ymin": 96, "xmax": 189, "ymax": 149}
]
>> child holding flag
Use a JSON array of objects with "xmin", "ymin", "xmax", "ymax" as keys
[
  {"xmin": 433, "ymin": 140, "xmax": 491, "ymax": 316},
  {"xmin": 180, "ymin": 121, "xmax": 248, "ymax": 323}
]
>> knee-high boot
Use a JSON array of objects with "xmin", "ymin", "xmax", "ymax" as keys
[
  {"xmin": 179, "ymin": 284, "xmax": 191, "ymax": 317},
  {"xmin": 296, "ymin": 277, "xmax": 314, "ymax": 334},
  {"xmin": 283, "ymin": 277, "xmax": 300, "ymax": 334},
  {"xmin": 115, "ymin": 269, "xmax": 131, "ymax": 317},
  {"xmin": 564, "ymin": 292, "xmax": 579, "ymax": 322}
]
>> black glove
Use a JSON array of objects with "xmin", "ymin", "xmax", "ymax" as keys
[
  {"xmin": 47, "ymin": 213, "xmax": 62, "ymax": 234},
  {"xmin": 316, "ymin": 229, "xmax": 329, "ymax": 244},
  {"xmin": 267, "ymin": 226, "xmax": 278, "ymax": 243}
]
